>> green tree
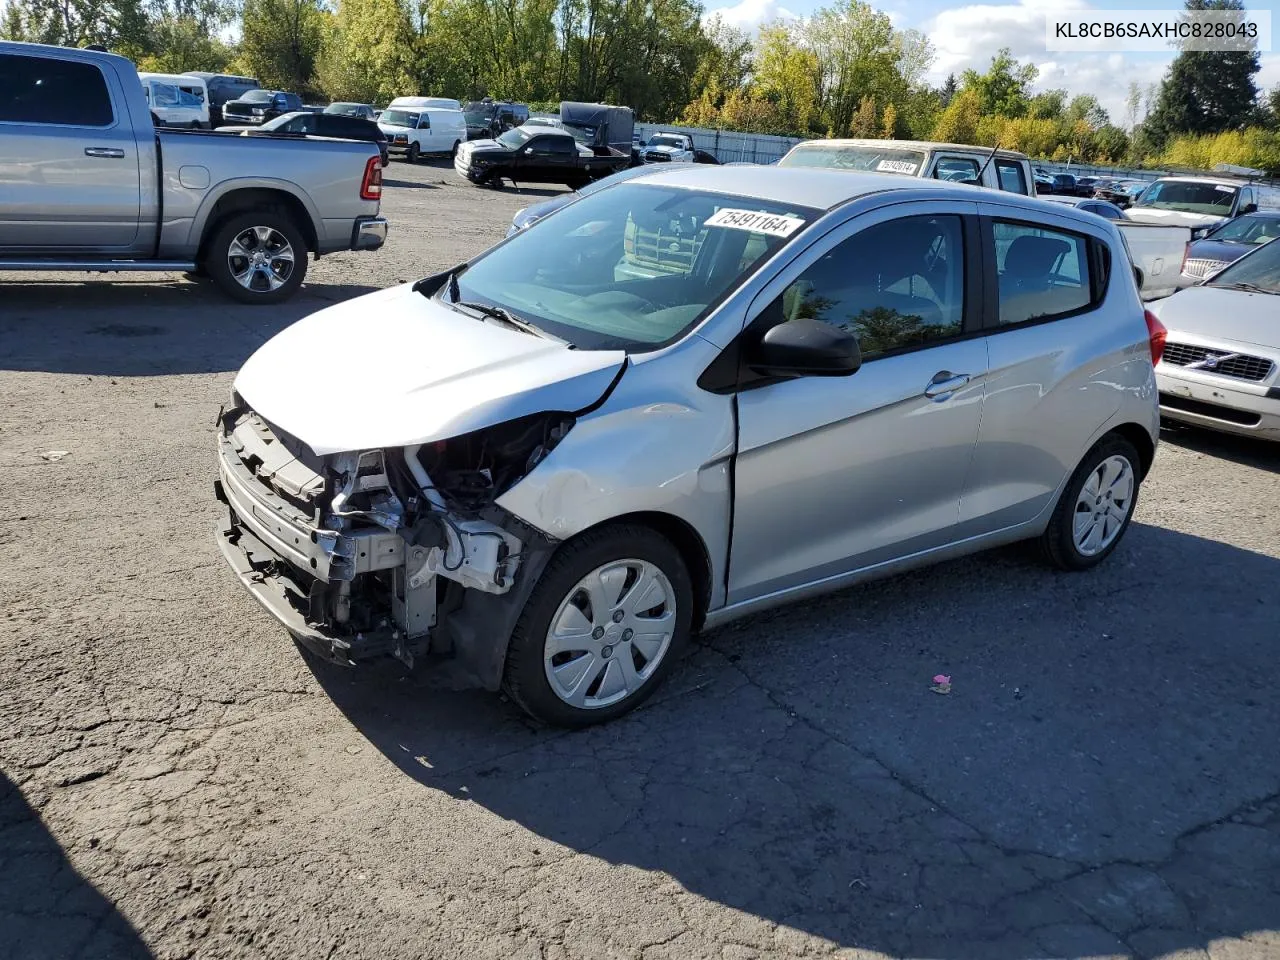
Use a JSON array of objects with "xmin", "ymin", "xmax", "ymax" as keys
[
  {"xmin": 932, "ymin": 87, "xmax": 979, "ymax": 143},
  {"xmin": 1145, "ymin": 0, "xmax": 1259, "ymax": 145},
  {"xmin": 690, "ymin": 14, "xmax": 752, "ymax": 105},
  {"xmin": 960, "ymin": 47, "xmax": 1037, "ymax": 118},
  {"xmin": 1065, "ymin": 94, "xmax": 1108, "ymax": 128},
  {"xmin": 1028, "ymin": 89, "xmax": 1065, "ymax": 121},
  {"xmin": 937, "ymin": 73, "xmax": 956, "ymax": 107},
  {"xmin": 317, "ymin": 0, "xmax": 416, "ymax": 104},
  {"xmin": 1, "ymin": 0, "xmax": 151, "ymax": 57},
  {"xmin": 880, "ymin": 101, "xmax": 897, "ymax": 138},
  {"xmin": 848, "ymin": 94, "xmax": 876, "ymax": 137},
  {"xmin": 753, "ymin": 22, "xmax": 819, "ymax": 135},
  {"xmin": 1092, "ymin": 124, "xmax": 1129, "ymax": 162},
  {"xmin": 238, "ymin": 0, "xmax": 325, "ymax": 93}
]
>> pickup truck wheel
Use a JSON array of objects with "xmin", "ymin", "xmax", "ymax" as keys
[
  {"xmin": 407, "ymin": 142, "xmax": 420, "ymax": 163},
  {"xmin": 503, "ymin": 524, "xmax": 693, "ymax": 727},
  {"xmin": 204, "ymin": 213, "xmax": 307, "ymax": 305}
]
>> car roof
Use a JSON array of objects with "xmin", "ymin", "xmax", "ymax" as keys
[
  {"xmin": 791, "ymin": 138, "xmax": 1030, "ymax": 160},
  {"xmin": 616, "ymin": 164, "xmax": 1030, "ymax": 212}
]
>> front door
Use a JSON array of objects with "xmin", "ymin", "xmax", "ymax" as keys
[
  {"xmin": 0, "ymin": 50, "xmax": 141, "ymax": 252},
  {"xmin": 729, "ymin": 202, "xmax": 988, "ymax": 604}
]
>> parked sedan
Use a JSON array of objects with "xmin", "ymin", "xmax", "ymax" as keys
[
  {"xmin": 215, "ymin": 166, "xmax": 1160, "ymax": 726},
  {"xmin": 221, "ymin": 111, "xmax": 388, "ymax": 165},
  {"xmin": 1149, "ymin": 237, "xmax": 1280, "ymax": 441},
  {"xmin": 1177, "ymin": 211, "xmax": 1280, "ymax": 287}
]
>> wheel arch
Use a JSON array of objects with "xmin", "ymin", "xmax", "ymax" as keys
[
  {"xmin": 1108, "ymin": 422, "xmax": 1156, "ymax": 481},
  {"xmin": 194, "ymin": 183, "xmax": 320, "ymax": 260}
]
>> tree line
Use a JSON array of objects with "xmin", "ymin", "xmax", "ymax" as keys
[{"xmin": 4, "ymin": 0, "xmax": 1277, "ymax": 171}]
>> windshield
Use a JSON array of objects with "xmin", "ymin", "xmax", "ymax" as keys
[
  {"xmin": 464, "ymin": 102, "xmax": 494, "ymax": 121},
  {"xmin": 778, "ymin": 144, "xmax": 927, "ymax": 176},
  {"xmin": 450, "ymin": 184, "xmax": 819, "ymax": 351},
  {"xmin": 1135, "ymin": 180, "xmax": 1237, "ymax": 215},
  {"xmin": 1208, "ymin": 215, "xmax": 1280, "ymax": 244},
  {"xmin": 648, "ymin": 135, "xmax": 685, "ymax": 149},
  {"xmin": 1206, "ymin": 238, "xmax": 1280, "ymax": 293},
  {"xmin": 239, "ymin": 89, "xmax": 273, "ymax": 103},
  {"xmin": 497, "ymin": 127, "xmax": 534, "ymax": 149},
  {"xmin": 325, "ymin": 103, "xmax": 362, "ymax": 116},
  {"xmin": 380, "ymin": 109, "xmax": 418, "ymax": 128}
]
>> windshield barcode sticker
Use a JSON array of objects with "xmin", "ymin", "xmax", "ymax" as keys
[
  {"xmin": 704, "ymin": 209, "xmax": 805, "ymax": 237},
  {"xmin": 877, "ymin": 159, "xmax": 918, "ymax": 174}
]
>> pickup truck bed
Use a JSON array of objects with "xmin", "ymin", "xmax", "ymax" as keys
[
  {"xmin": 1115, "ymin": 222, "xmax": 1190, "ymax": 301},
  {"xmin": 0, "ymin": 41, "xmax": 388, "ymax": 303}
]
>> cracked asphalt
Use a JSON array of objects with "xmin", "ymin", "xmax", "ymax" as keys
[{"xmin": 3, "ymin": 159, "xmax": 1280, "ymax": 960}]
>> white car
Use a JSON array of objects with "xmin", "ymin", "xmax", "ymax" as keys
[
  {"xmin": 138, "ymin": 72, "xmax": 209, "ymax": 128},
  {"xmin": 640, "ymin": 132, "xmax": 695, "ymax": 163},
  {"xmin": 1149, "ymin": 237, "xmax": 1280, "ymax": 441},
  {"xmin": 378, "ymin": 106, "xmax": 467, "ymax": 162}
]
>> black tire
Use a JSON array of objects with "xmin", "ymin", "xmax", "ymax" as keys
[
  {"xmin": 503, "ymin": 524, "xmax": 694, "ymax": 727},
  {"xmin": 203, "ymin": 210, "xmax": 308, "ymax": 305},
  {"xmin": 450, "ymin": 140, "xmax": 461, "ymax": 159},
  {"xmin": 1040, "ymin": 434, "xmax": 1141, "ymax": 571},
  {"xmin": 407, "ymin": 142, "xmax": 420, "ymax": 163}
]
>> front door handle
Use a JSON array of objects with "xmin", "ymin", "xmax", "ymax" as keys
[
  {"xmin": 84, "ymin": 147, "xmax": 126, "ymax": 159},
  {"xmin": 924, "ymin": 372, "xmax": 971, "ymax": 400}
]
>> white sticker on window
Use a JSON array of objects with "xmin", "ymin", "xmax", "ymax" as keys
[
  {"xmin": 877, "ymin": 159, "xmax": 919, "ymax": 175},
  {"xmin": 704, "ymin": 208, "xmax": 805, "ymax": 237},
  {"xmin": 1215, "ymin": 185, "xmax": 1235, "ymax": 193}
]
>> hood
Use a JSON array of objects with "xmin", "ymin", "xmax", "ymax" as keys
[
  {"xmin": 1126, "ymin": 207, "xmax": 1228, "ymax": 229},
  {"xmin": 645, "ymin": 144, "xmax": 683, "ymax": 155},
  {"xmin": 463, "ymin": 138, "xmax": 508, "ymax": 154},
  {"xmin": 1148, "ymin": 285, "xmax": 1280, "ymax": 349},
  {"xmin": 233, "ymin": 284, "xmax": 627, "ymax": 456},
  {"xmin": 1185, "ymin": 238, "xmax": 1256, "ymax": 264},
  {"xmin": 377, "ymin": 123, "xmax": 408, "ymax": 136}
]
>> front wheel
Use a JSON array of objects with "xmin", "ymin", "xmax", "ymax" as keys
[
  {"xmin": 503, "ymin": 524, "xmax": 694, "ymax": 727},
  {"xmin": 407, "ymin": 142, "xmax": 420, "ymax": 163},
  {"xmin": 1040, "ymin": 434, "xmax": 1141, "ymax": 570},
  {"xmin": 450, "ymin": 140, "xmax": 461, "ymax": 159},
  {"xmin": 204, "ymin": 211, "xmax": 307, "ymax": 305}
]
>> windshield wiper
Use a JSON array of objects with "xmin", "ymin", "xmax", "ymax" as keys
[
  {"xmin": 446, "ymin": 275, "xmax": 567, "ymax": 343},
  {"xmin": 1210, "ymin": 281, "xmax": 1274, "ymax": 295}
]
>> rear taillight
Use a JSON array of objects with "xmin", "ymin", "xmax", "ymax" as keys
[
  {"xmin": 360, "ymin": 155, "xmax": 382, "ymax": 201},
  {"xmin": 1144, "ymin": 309, "xmax": 1167, "ymax": 366},
  {"xmin": 1179, "ymin": 242, "xmax": 1189, "ymax": 275}
]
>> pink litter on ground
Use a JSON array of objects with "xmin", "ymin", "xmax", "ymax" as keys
[{"xmin": 933, "ymin": 675, "xmax": 951, "ymax": 685}]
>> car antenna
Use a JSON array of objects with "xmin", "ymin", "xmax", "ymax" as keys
[{"xmin": 974, "ymin": 139, "xmax": 1001, "ymax": 185}]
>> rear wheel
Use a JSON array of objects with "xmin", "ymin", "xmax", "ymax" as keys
[
  {"xmin": 204, "ymin": 211, "xmax": 307, "ymax": 305},
  {"xmin": 503, "ymin": 524, "xmax": 693, "ymax": 727},
  {"xmin": 1040, "ymin": 434, "xmax": 1141, "ymax": 570},
  {"xmin": 407, "ymin": 142, "xmax": 420, "ymax": 163}
]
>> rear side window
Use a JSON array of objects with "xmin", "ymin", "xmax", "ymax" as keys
[
  {"xmin": 773, "ymin": 215, "xmax": 967, "ymax": 360},
  {"xmin": 0, "ymin": 54, "xmax": 113, "ymax": 126},
  {"xmin": 934, "ymin": 157, "xmax": 980, "ymax": 182},
  {"xmin": 995, "ymin": 160, "xmax": 1028, "ymax": 195},
  {"xmin": 993, "ymin": 221, "xmax": 1093, "ymax": 326}
]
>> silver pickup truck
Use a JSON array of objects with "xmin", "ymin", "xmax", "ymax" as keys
[{"xmin": 0, "ymin": 42, "xmax": 388, "ymax": 303}]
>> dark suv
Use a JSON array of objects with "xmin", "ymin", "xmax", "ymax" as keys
[
  {"xmin": 463, "ymin": 99, "xmax": 531, "ymax": 140},
  {"xmin": 183, "ymin": 72, "xmax": 260, "ymax": 128},
  {"xmin": 221, "ymin": 89, "xmax": 303, "ymax": 127},
  {"xmin": 238, "ymin": 111, "xmax": 389, "ymax": 165}
]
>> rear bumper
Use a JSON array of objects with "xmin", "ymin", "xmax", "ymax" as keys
[{"xmin": 351, "ymin": 216, "xmax": 388, "ymax": 251}]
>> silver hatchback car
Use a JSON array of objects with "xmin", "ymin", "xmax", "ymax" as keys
[{"xmin": 217, "ymin": 167, "xmax": 1162, "ymax": 726}]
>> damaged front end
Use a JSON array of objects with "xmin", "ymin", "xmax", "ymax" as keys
[{"xmin": 214, "ymin": 396, "xmax": 571, "ymax": 680}]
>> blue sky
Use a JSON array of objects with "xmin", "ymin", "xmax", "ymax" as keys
[{"xmin": 702, "ymin": 0, "xmax": 1280, "ymax": 126}]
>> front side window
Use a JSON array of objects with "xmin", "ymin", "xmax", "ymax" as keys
[
  {"xmin": 0, "ymin": 54, "xmax": 113, "ymax": 126},
  {"xmin": 498, "ymin": 127, "xmax": 534, "ymax": 149},
  {"xmin": 994, "ymin": 221, "xmax": 1092, "ymax": 326},
  {"xmin": 772, "ymin": 215, "xmax": 966, "ymax": 360},
  {"xmin": 450, "ymin": 185, "xmax": 819, "ymax": 352}
]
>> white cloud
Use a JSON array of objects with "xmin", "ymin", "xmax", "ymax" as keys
[
  {"xmin": 703, "ymin": 0, "xmax": 797, "ymax": 30},
  {"xmin": 922, "ymin": 0, "xmax": 1275, "ymax": 127}
]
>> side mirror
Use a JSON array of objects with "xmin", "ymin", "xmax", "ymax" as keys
[
  {"xmin": 522, "ymin": 146, "xmax": 533, "ymax": 155},
  {"xmin": 1240, "ymin": 203, "xmax": 1259, "ymax": 215},
  {"xmin": 1133, "ymin": 265, "xmax": 1144, "ymax": 289},
  {"xmin": 747, "ymin": 318, "xmax": 862, "ymax": 378}
]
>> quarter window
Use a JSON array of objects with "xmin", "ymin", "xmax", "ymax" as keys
[
  {"xmin": 0, "ymin": 54, "xmax": 113, "ymax": 126},
  {"xmin": 995, "ymin": 160, "xmax": 1028, "ymax": 194},
  {"xmin": 993, "ymin": 222, "xmax": 1092, "ymax": 326},
  {"xmin": 934, "ymin": 157, "xmax": 980, "ymax": 183},
  {"xmin": 772, "ymin": 215, "xmax": 966, "ymax": 360}
]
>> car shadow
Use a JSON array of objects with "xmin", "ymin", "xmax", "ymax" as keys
[
  {"xmin": 0, "ymin": 772, "xmax": 152, "ymax": 959},
  {"xmin": 307, "ymin": 522, "xmax": 1280, "ymax": 957},
  {"xmin": 0, "ymin": 281, "xmax": 381, "ymax": 376},
  {"xmin": 1161, "ymin": 422, "xmax": 1280, "ymax": 474}
]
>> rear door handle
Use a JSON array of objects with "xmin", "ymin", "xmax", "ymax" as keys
[
  {"xmin": 924, "ymin": 372, "xmax": 971, "ymax": 400},
  {"xmin": 84, "ymin": 147, "xmax": 126, "ymax": 159}
]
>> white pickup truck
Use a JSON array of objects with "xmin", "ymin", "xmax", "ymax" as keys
[
  {"xmin": 777, "ymin": 138, "xmax": 1188, "ymax": 301},
  {"xmin": 639, "ymin": 132, "xmax": 695, "ymax": 164}
]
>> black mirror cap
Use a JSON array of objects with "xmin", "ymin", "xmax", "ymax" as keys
[
  {"xmin": 748, "ymin": 318, "xmax": 862, "ymax": 378},
  {"xmin": 1240, "ymin": 203, "xmax": 1259, "ymax": 215}
]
